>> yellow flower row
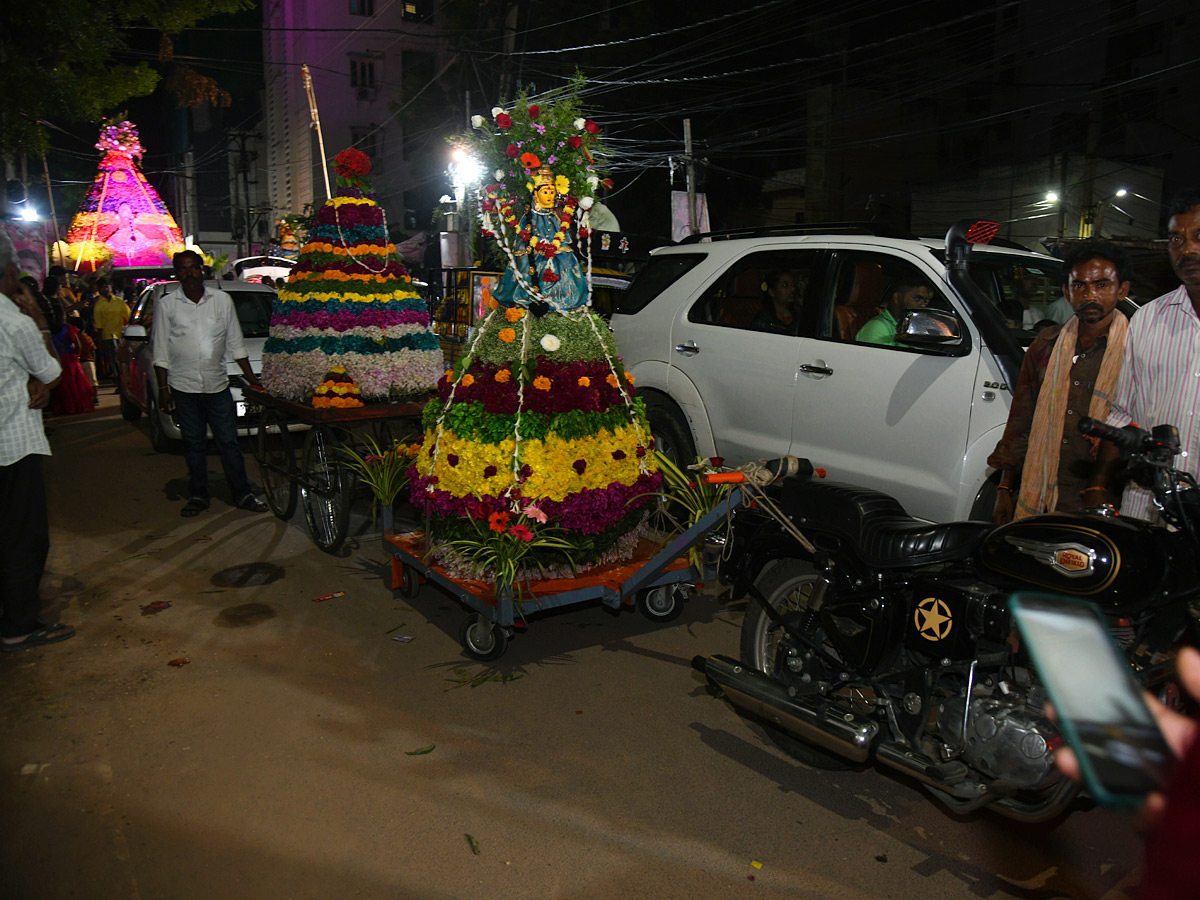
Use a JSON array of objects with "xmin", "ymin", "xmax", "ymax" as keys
[
  {"xmin": 330, "ymin": 197, "xmax": 372, "ymax": 207},
  {"xmin": 292, "ymin": 270, "xmax": 399, "ymax": 284},
  {"xmin": 317, "ymin": 382, "xmax": 360, "ymax": 396},
  {"xmin": 426, "ymin": 425, "xmax": 654, "ymax": 501},
  {"xmin": 277, "ymin": 289, "xmax": 420, "ymax": 304}
]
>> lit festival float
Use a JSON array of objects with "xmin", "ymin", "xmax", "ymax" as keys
[
  {"xmin": 63, "ymin": 118, "xmax": 186, "ymax": 272},
  {"xmin": 386, "ymin": 86, "xmax": 686, "ymax": 661},
  {"xmin": 259, "ymin": 148, "xmax": 443, "ymax": 405}
]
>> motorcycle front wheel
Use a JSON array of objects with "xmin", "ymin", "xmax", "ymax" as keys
[{"xmin": 740, "ymin": 559, "xmax": 854, "ymax": 770}]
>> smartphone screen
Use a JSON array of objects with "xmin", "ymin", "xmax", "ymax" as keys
[{"xmin": 1011, "ymin": 594, "xmax": 1175, "ymax": 804}]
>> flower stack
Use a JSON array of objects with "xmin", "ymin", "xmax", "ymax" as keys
[
  {"xmin": 311, "ymin": 366, "xmax": 363, "ymax": 409},
  {"xmin": 410, "ymin": 83, "xmax": 661, "ymax": 578},
  {"xmin": 260, "ymin": 148, "xmax": 443, "ymax": 402}
]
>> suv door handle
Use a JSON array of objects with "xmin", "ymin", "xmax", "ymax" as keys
[
  {"xmin": 799, "ymin": 363, "xmax": 833, "ymax": 376},
  {"xmin": 674, "ymin": 341, "xmax": 700, "ymax": 356}
]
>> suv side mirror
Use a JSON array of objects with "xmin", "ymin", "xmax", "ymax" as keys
[
  {"xmin": 123, "ymin": 324, "xmax": 148, "ymax": 342},
  {"xmin": 897, "ymin": 309, "xmax": 962, "ymax": 346}
]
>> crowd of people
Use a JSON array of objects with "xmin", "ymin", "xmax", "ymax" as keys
[{"xmin": 10, "ymin": 264, "xmax": 140, "ymax": 416}]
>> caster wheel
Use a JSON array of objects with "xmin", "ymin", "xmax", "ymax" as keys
[
  {"xmin": 638, "ymin": 586, "xmax": 685, "ymax": 622},
  {"xmin": 459, "ymin": 614, "xmax": 509, "ymax": 661},
  {"xmin": 398, "ymin": 565, "xmax": 420, "ymax": 599}
]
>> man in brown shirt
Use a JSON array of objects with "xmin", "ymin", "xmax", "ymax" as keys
[{"xmin": 987, "ymin": 240, "xmax": 1132, "ymax": 523}]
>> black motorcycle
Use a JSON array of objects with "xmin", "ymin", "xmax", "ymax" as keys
[{"xmin": 699, "ymin": 418, "xmax": 1198, "ymax": 822}]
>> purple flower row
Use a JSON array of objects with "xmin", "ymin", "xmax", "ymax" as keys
[{"xmin": 272, "ymin": 308, "xmax": 430, "ymax": 330}]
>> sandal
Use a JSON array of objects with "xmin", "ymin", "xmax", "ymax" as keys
[
  {"xmin": 2, "ymin": 623, "xmax": 75, "ymax": 653},
  {"xmin": 181, "ymin": 497, "xmax": 209, "ymax": 518}
]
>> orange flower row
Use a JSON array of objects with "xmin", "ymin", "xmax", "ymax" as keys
[
  {"xmin": 301, "ymin": 241, "xmax": 395, "ymax": 256},
  {"xmin": 312, "ymin": 396, "xmax": 364, "ymax": 409},
  {"xmin": 294, "ymin": 270, "xmax": 395, "ymax": 284}
]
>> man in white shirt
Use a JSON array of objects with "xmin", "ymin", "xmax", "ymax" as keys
[
  {"xmin": 0, "ymin": 231, "xmax": 75, "ymax": 652},
  {"xmin": 152, "ymin": 250, "xmax": 269, "ymax": 517},
  {"xmin": 1085, "ymin": 189, "xmax": 1200, "ymax": 520}
]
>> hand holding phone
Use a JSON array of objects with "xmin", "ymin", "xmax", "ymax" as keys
[{"xmin": 1010, "ymin": 593, "xmax": 1177, "ymax": 807}]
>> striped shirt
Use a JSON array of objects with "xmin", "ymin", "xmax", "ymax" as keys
[{"xmin": 1106, "ymin": 285, "xmax": 1200, "ymax": 521}]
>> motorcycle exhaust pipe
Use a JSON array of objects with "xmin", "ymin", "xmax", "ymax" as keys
[{"xmin": 698, "ymin": 655, "xmax": 878, "ymax": 763}]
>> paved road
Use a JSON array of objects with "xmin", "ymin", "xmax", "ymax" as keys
[{"xmin": 0, "ymin": 396, "xmax": 1144, "ymax": 899}]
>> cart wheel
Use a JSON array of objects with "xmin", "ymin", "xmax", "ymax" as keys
[
  {"xmin": 300, "ymin": 425, "xmax": 356, "ymax": 553},
  {"xmin": 256, "ymin": 408, "xmax": 297, "ymax": 520},
  {"xmin": 638, "ymin": 586, "xmax": 685, "ymax": 622},
  {"xmin": 398, "ymin": 564, "xmax": 420, "ymax": 599},
  {"xmin": 459, "ymin": 614, "xmax": 508, "ymax": 661}
]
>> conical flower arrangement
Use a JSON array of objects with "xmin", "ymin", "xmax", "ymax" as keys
[
  {"xmin": 260, "ymin": 149, "xmax": 443, "ymax": 402},
  {"xmin": 410, "ymin": 86, "xmax": 661, "ymax": 578},
  {"xmin": 64, "ymin": 118, "xmax": 185, "ymax": 272}
]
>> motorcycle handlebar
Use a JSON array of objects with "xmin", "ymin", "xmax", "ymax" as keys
[{"xmin": 1078, "ymin": 417, "xmax": 1146, "ymax": 453}]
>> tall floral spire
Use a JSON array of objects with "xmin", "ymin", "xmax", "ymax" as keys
[{"xmin": 64, "ymin": 117, "xmax": 185, "ymax": 273}]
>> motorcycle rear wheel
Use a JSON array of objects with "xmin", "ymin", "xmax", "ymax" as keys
[{"xmin": 740, "ymin": 559, "xmax": 854, "ymax": 770}]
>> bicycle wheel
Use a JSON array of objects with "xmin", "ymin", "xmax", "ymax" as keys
[
  {"xmin": 300, "ymin": 425, "xmax": 356, "ymax": 552},
  {"xmin": 256, "ymin": 408, "xmax": 297, "ymax": 519}
]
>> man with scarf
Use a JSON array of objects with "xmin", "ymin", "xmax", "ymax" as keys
[{"xmin": 988, "ymin": 240, "xmax": 1132, "ymax": 523}]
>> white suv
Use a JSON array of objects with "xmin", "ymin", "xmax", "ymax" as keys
[{"xmin": 611, "ymin": 222, "xmax": 1065, "ymax": 522}]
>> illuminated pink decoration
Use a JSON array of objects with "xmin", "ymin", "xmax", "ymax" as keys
[{"xmin": 65, "ymin": 118, "xmax": 186, "ymax": 272}]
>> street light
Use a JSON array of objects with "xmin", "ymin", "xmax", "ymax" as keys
[
  {"xmin": 19, "ymin": 204, "xmax": 38, "ymax": 222},
  {"xmin": 1094, "ymin": 188, "xmax": 1129, "ymax": 237}
]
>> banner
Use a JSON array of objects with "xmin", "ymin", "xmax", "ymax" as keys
[
  {"xmin": 2, "ymin": 221, "xmax": 47, "ymax": 282},
  {"xmin": 670, "ymin": 191, "xmax": 710, "ymax": 242}
]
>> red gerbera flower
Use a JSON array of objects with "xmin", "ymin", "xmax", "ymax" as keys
[
  {"xmin": 508, "ymin": 523, "xmax": 534, "ymax": 542},
  {"xmin": 488, "ymin": 511, "xmax": 511, "ymax": 532}
]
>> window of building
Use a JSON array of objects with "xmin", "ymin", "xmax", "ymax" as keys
[
  {"xmin": 349, "ymin": 55, "xmax": 377, "ymax": 91},
  {"xmin": 349, "ymin": 0, "xmax": 374, "ymax": 16},
  {"xmin": 401, "ymin": 0, "xmax": 432, "ymax": 20}
]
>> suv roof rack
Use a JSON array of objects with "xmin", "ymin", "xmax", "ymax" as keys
[{"xmin": 677, "ymin": 222, "xmax": 917, "ymax": 244}]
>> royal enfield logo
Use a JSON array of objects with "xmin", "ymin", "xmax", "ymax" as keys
[
  {"xmin": 1004, "ymin": 536, "xmax": 1097, "ymax": 578},
  {"xmin": 914, "ymin": 597, "xmax": 953, "ymax": 642}
]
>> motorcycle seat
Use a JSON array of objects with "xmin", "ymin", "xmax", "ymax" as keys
[{"xmin": 783, "ymin": 481, "xmax": 991, "ymax": 568}]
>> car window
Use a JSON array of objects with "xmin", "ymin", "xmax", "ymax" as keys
[
  {"xmin": 133, "ymin": 290, "xmax": 155, "ymax": 328},
  {"xmin": 933, "ymin": 250, "xmax": 1063, "ymax": 346},
  {"xmin": 687, "ymin": 250, "xmax": 819, "ymax": 336},
  {"xmin": 228, "ymin": 290, "xmax": 273, "ymax": 337},
  {"xmin": 816, "ymin": 251, "xmax": 957, "ymax": 350},
  {"xmin": 616, "ymin": 254, "xmax": 706, "ymax": 315}
]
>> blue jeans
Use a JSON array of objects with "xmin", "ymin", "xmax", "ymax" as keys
[{"xmin": 173, "ymin": 388, "xmax": 252, "ymax": 504}]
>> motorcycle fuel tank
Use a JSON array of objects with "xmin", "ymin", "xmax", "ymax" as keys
[{"xmin": 978, "ymin": 513, "xmax": 1167, "ymax": 611}]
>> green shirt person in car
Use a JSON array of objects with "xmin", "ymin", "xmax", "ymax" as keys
[{"xmin": 856, "ymin": 280, "xmax": 934, "ymax": 345}]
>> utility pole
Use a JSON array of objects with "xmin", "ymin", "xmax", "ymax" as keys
[
  {"xmin": 683, "ymin": 118, "xmax": 697, "ymax": 235},
  {"xmin": 230, "ymin": 131, "xmax": 259, "ymax": 257}
]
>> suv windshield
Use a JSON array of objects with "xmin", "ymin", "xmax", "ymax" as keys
[{"xmin": 935, "ymin": 250, "xmax": 1063, "ymax": 346}]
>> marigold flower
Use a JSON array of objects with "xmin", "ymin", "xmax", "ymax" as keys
[
  {"xmin": 606, "ymin": 373, "xmax": 619, "ymax": 388},
  {"xmin": 445, "ymin": 369, "xmax": 455, "ymax": 382},
  {"xmin": 461, "ymin": 373, "xmax": 475, "ymax": 387},
  {"xmin": 494, "ymin": 369, "xmax": 511, "ymax": 383},
  {"xmin": 499, "ymin": 328, "xmax": 516, "ymax": 343},
  {"xmin": 533, "ymin": 376, "xmax": 552, "ymax": 391},
  {"xmin": 625, "ymin": 372, "xmax": 635, "ymax": 385},
  {"xmin": 504, "ymin": 306, "xmax": 524, "ymax": 322},
  {"xmin": 577, "ymin": 376, "xmax": 591, "ymax": 387}
]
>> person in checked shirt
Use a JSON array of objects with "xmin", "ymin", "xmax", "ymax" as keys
[{"xmin": 152, "ymin": 250, "xmax": 269, "ymax": 517}]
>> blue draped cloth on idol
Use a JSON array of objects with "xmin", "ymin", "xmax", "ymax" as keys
[{"xmin": 494, "ymin": 207, "xmax": 588, "ymax": 311}]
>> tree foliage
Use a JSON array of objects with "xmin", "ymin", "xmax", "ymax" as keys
[{"xmin": 0, "ymin": 0, "xmax": 249, "ymax": 157}]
